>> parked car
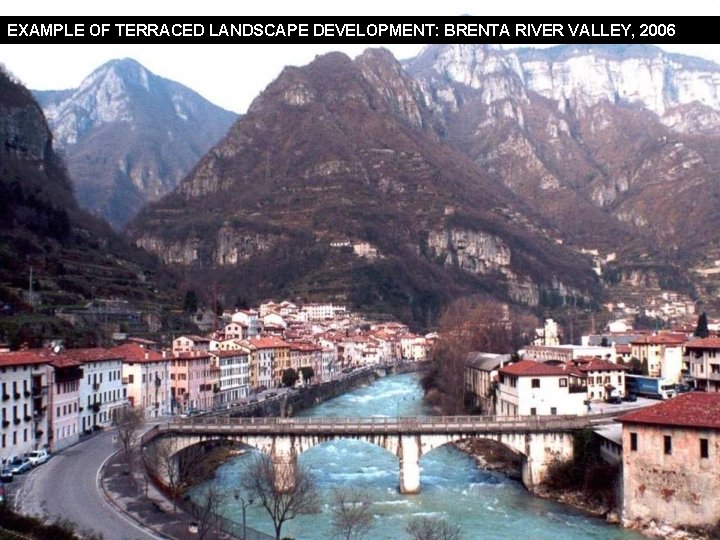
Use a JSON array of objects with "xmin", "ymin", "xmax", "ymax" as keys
[
  {"xmin": 0, "ymin": 466, "xmax": 13, "ymax": 482},
  {"xmin": 26, "ymin": 449, "xmax": 49, "ymax": 467},
  {"xmin": 606, "ymin": 395, "xmax": 622, "ymax": 404},
  {"xmin": 623, "ymin": 393, "xmax": 637, "ymax": 402},
  {"xmin": 9, "ymin": 457, "xmax": 31, "ymax": 475}
]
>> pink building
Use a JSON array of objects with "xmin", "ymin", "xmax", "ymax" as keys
[{"xmin": 172, "ymin": 352, "xmax": 217, "ymax": 413}]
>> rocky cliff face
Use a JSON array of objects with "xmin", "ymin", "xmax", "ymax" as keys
[
  {"xmin": 0, "ymin": 67, "xmax": 177, "ymax": 314},
  {"xmin": 129, "ymin": 50, "xmax": 597, "ymax": 327},
  {"xmin": 35, "ymin": 59, "xmax": 237, "ymax": 228},
  {"xmin": 405, "ymin": 44, "xmax": 720, "ymax": 311}
]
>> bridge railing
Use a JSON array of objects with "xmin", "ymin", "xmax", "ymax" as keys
[{"xmin": 155, "ymin": 413, "xmax": 605, "ymax": 436}]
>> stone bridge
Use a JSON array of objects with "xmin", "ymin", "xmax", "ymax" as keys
[{"xmin": 141, "ymin": 414, "xmax": 617, "ymax": 494}]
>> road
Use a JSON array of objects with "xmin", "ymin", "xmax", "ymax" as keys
[{"xmin": 16, "ymin": 431, "xmax": 159, "ymax": 540}]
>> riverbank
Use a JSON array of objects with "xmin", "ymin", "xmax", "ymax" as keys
[{"xmin": 231, "ymin": 361, "xmax": 424, "ymax": 419}]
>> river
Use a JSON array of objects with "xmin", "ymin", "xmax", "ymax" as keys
[{"xmin": 197, "ymin": 372, "xmax": 643, "ymax": 539}]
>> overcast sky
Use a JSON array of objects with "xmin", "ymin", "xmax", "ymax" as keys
[{"xmin": 3, "ymin": 0, "xmax": 719, "ymax": 113}]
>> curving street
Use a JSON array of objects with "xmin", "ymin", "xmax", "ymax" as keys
[{"xmin": 15, "ymin": 430, "xmax": 159, "ymax": 540}]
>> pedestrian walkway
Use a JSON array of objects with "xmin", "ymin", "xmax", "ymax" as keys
[
  {"xmin": 100, "ymin": 453, "xmax": 225, "ymax": 540},
  {"xmin": 100, "ymin": 451, "xmax": 272, "ymax": 540}
]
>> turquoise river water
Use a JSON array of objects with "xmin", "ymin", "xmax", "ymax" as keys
[{"xmin": 196, "ymin": 372, "xmax": 643, "ymax": 539}]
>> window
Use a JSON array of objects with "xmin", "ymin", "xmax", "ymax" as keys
[
  {"xmin": 559, "ymin": 378, "xmax": 567, "ymax": 387},
  {"xmin": 664, "ymin": 435, "xmax": 672, "ymax": 455},
  {"xmin": 531, "ymin": 379, "xmax": 540, "ymax": 388},
  {"xmin": 630, "ymin": 432, "xmax": 638, "ymax": 451},
  {"xmin": 700, "ymin": 438, "xmax": 709, "ymax": 459},
  {"xmin": 128, "ymin": 374, "xmax": 134, "ymax": 384},
  {"xmin": 550, "ymin": 407, "xmax": 557, "ymax": 415},
  {"xmin": 530, "ymin": 407, "xmax": 537, "ymax": 416}
]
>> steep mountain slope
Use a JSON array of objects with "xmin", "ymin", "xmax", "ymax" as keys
[
  {"xmin": 406, "ymin": 44, "xmax": 720, "ymax": 303},
  {"xmin": 128, "ymin": 50, "xmax": 599, "ymax": 327},
  {"xmin": 0, "ymin": 67, "xmax": 177, "ymax": 319},
  {"xmin": 34, "ymin": 59, "xmax": 237, "ymax": 228}
]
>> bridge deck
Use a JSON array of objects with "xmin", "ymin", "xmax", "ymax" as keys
[{"xmin": 147, "ymin": 412, "xmax": 624, "ymax": 439}]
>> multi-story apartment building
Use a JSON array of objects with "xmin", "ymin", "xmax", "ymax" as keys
[
  {"xmin": 630, "ymin": 334, "xmax": 686, "ymax": 382},
  {"xmin": 210, "ymin": 349, "xmax": 251, "ymax": 404},
  {"xmin": 48, "ymin": 356, "xmax": 82, "ymax": 452},
  {"xmin": 246, "ymin": 336, "xmax": 290, "ymax": 389},
  {"xmin": 0, "ymin": 351, "xmax": 51, "ymax": 463},
  {"xmin": 172, "ymin": 352, "xmax": 217, "ymax": 413},
  {"xmin": 684, "ymin": 336, "xmax": 720, "ymax": 392},
  {"xmin": 232, "ymin": 310, "xmax": 261, "ymax": 338},
  {"xmin": 64, "ymin": 348, "xmax": 125, "ymax": 432},
  {"xmin": 115, "ymin": 345, "xmax": 171, "ymax": 418},
  {"xmin": 497, "ymin": 360, "xmax": 587, "ymax": 417}
]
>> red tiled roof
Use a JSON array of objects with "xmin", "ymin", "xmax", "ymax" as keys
[
  {"xmin": 251, "ymin": 336, "xmax": 290, "ymax": 349},
  {"xmin": 60, "ymin": 348, "xmax": 123, "ymax": 363},
  {"xmin": 574, "ymin": 358, "xmax": 627, "ymax": 372},
  {"xmin": 500, "ymin": 359, "xmax": 584, "ymax": 378},
  {"xmin": 615, "ymin": 345, "xmax": 632, "ymax": 353},
  {"xmin": 684, "ymin": 337, "xmax": 720, "ymax": 350},
  {"xmin": 0, "ymin": 350, "xmax": 53, "ymax": 367},
  {"xmin": 618, "ymin": 392, "xmax": 720, "ymax": 430},
  {"xmin": 110, "ymin": 344, "xmax": 166, "ymax": 363},
  {"xmin": 210, "ymin": 349, "xmax": 250, "ymax": 358},
  {"xmin": 630, "ymin": 334, "xmax": 685, "ymax": 346}
]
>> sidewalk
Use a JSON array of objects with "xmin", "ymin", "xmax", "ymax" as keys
[{"xmin": 100, "ymin": 453, "xmax": 228, "ymax": 540}]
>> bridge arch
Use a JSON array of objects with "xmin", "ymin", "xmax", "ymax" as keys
[{"xmin": 141, "ymin": 416, "xmax": 588, "ymax": 494}]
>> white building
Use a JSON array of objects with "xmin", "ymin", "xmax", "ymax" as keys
[
  {"xmin": 231, "ymin": 310, "xmax": 261, "ymax": 338},
  {"xmin": 210, "ymin": 349, "xmax": 251, "ymax": 404},
  {"xmin": 48, "ymin": 356, "xmax": 83, "ymax": 452},
  {"xmin": 172, "ymin": 335, "xmax": 212, "ymax": 354},
  {"xmin": 0, "ymin": 351, "xmax": 51, "ymax": 464},
  {"xmin": 524, "ymin": 344, "xmax": 615, "ymax": 364},
  {"xmin": 497, "ymin": 360, "xmax": 587, "ymax": 417},
  {"xmin": 684, "ymin": 337, "xmax": 720, "ymax": 392},
  {"xmin": 67, "ymin": 349, "xmax": 126, "ymax": 432}
]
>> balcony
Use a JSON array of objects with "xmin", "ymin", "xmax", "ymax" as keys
[
  {"xmin": 24, "ymin": 415, "xmax": 32, "ymax": 422},
  {"xmin": 1, "ymin": 394, "xmax": 8, "ymax": 401},
  {"xmin": 31, "ymin": 387, "xmax": 47, "ymax": 397},
  {"xmin": 122, "ymin": 377, "xmax": 129, "ymax": 385},
  {"xmin": 93, "ymin": 383, "xmax": 101, "ymax": 391}
]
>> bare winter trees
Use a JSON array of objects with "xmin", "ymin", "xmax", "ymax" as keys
[
  {"xmin": 329, "ymin": 487, "xmax": 374, "ymax": 539},
  {"xmin": 240, "ymin": 453, "xmax": 320, "ymax": 540},
  {"xmin": 406, "ymin": 516, "xmax": 462, "ymax": 540},
  {"xmin": 114, "ymin": 408, "xmax": 144, "ymax": 471},
  {"xmin": 425, "ymin": 297, "xmax": 537, "ymax": 415}
]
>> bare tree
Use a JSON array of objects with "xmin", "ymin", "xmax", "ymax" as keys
[
  {"xmin": 240, "ymin": 453, "xmax": 320, "ymax": 540},
  {"xmin": 115, "ymin": 408, "xmax": 144, "ymax": 471},
  {"xmin": 153, "ymin": 440, "xmax": 182, "ymax": 512},
  {"xmin": 330, "ymin": 487, "xmax": 374, "ymax": 540},
  {"xmin": 405, "ymin": 516, "xmax": 462, "ymax": 540},
  {"xmin": 428, "ymin": 297, "xmax": 534, "ymax": 415},
  {"xmin": 191, "ymin": 485, "xmax": 226, "ymax": 540}
]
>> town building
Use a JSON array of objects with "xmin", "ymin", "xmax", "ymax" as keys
[
  {"xmin": 210, "ymin": 349, "xmax": 251, "ymax": 405},
  {"xmin": 572, "ymin": 357, "xmax": 627, "ymax": 402},
  {"xmin": 0, "ymin": 351, "xmax": 51, "ymax": 464},
  {"xmin": 48, "ymin": 356, "xmax": 82, "ymax": 452},
  {"xmin": 524, "ymin": 344, "xmax": 615, "ymax": 364},
  {"xmin": 172, "ymin": 351, "xmax": 217, "ymax": 413},
  {"xmin": 172, "ymin": 335, "xmax": 212, "ymax": 354},
  {"xmin": 231, "ymin": 310, "xmax": 261, "ymax": 338},
  {"xmin": 465, "ymin": 353, "xmax": 511, "ymax": 414},
  {"xmin": 683, "ymin": 336, "xmax": 720, "ymax": 392},
  {"xmin": 630, "ymin": 334, "xmax": 686, "ymax": 382},
  {"xmin": 64, "ymin": 348, "xmax": 126, "ymax": 432},
  {"xmin": 619, "ymin": 393, "xmax": 720, "ymax": 529},
  {"xmin": 116, "ymin": 345, "xmax": 172, "ymax": 418},
  {"xmin": 497, "ymin": 360, "xmax": 587, "ymax": 417}
]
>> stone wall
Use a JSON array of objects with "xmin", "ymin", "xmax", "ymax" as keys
[{"xmin": 622, "ymin": 424, "xmax": 720, "ymax": 528}]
